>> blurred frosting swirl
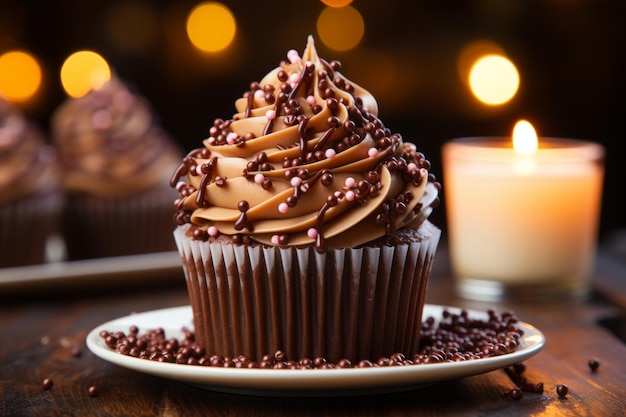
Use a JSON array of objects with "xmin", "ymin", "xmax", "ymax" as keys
[
  {"xmin": 52, "ymin": 77, "xmax": 181, "ymax": 198},
  {"xmin": 0, "ymin": 97, "xmax": 58, "ymax": 204},
  {"xmin": 172, "ymin": 36, "xmax": 439, "ymax": 252}
]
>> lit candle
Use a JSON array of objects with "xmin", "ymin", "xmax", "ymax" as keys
[{"xmin": 442, "ymin": 121, "xmax": 604, "ymax": 301}]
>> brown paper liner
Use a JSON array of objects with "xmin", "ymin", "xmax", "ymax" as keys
[
  {"xmin": 62, "ymin": 182, "xmax": 178, "ymax": 260},
  {"xmin": 174, "ymin": 221, "xmax": 441, "ymax": 363},
  {"xmin": 0, "ymin": 190, "xmax": 63, "ymax": 267}
]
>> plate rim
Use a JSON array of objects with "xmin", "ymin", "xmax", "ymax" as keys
[{"xmin": 86, "ymin": 304, "xmax": 545, "ymax": 396}]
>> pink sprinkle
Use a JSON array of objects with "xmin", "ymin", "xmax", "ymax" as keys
[
  {"xmin": 345, "ymin": 190, "xmax": 355, "ymax": 201},
  {"xmin": 325, "ymin": 149, "xmax": 336, "ymax": 159},
  {"xmin": 407, "ymin": 162, "xmax": 418, "ymax": 172},
  {"xmin": 254, "ymin": 89, "xmax": 265, "ymax": 99},
  {"xmin": 254, "ymin": 173, "xmax": 265, "ymax": 184},
  {"xmin": 290, "ymin": 177, "xmax": 302, "ymax": 187},
  {"xmin": 287, "ymin": 49, "xmax": 300, "ymax": 64},
  {"xmin": 344, "ymin": 177, "xmax": 356, "ymax": 188},
  {"xmin": 208, "ymin": 226, "xmax": 219, "ymax": 237},
  {"xmin": 306, "ymin": 95, "xmax": 316, "ymax": 105},
  {"xmin": 226, "ymin": 132, "xmax": 238, "ymax": 145},
  {"xmin": 278, "ymin": 203, "xmax": 289, "ymax": 213},
  {"xmin": 289, "ymin": 72, "xmax": 300, "ymax": 84},
  {"xmin": 266, "ymin": 109, "xmax": 276, "ymax": 120},
  {"xmin": 334, "ymin": 191, "xmax": 342, "ymax": 198},
  {"xmin": 307, "ymin": 228, "xmax": 318, "ymax": 239},
  {"xmin": 195, "ymin": 165, "xmax": 204, "ymax": 175},
  {"xmin": 271, "ymin": 235, "xmax": 280, "ymax": 245},
  {"xmin": 368, "ymin": 148, "xmax": 379, "ymax": 157}
]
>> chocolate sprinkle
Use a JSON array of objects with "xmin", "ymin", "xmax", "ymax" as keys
[
  {"xmin": 88, "ymin": 385, "xmax": 100, "ymax": 397},
  {"xmin": 42, "ymin": 378, "xmax": 54, "ymax": 390},
  {"xmin": 100, "ymin": 308, "xmax": 525, "ymax": 370},
  {"xmin": 508, "ymin": 388, "xmax": 523, "ymax": 401},
  {"xmin": 504, "ymin": 363, "xmax": 544, "ymax": 393}
]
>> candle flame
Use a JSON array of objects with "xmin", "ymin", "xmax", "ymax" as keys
[{"xmin": 512, "ymin": 120, "xmax": 538, "ymax": 155}]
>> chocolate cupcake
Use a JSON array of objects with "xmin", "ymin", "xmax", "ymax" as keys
[
  {"xmin": 171, "ymin": 37, "xmax": 441, "ymax": 364},
  {"xmin": 0, "ymin": 97, "xmax": 62, "ymax": 267},
  {"xmin": 52, "ymin": 77, "xmax": 182, "ymax": 260}
]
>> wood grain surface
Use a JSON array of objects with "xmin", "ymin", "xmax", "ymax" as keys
[{"xmin": 1, "ymin": 246, "xmax": 625, "ymax": 417}]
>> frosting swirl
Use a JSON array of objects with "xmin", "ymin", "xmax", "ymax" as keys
[
  {"xmin": 0, "ymin": 97, "xmax": 58, "ymax": 204},
  {"xmin": 171, "ymin": 36, "xmax": 439, "ymax": 252},
  {"xmin": 52, "ymin": 77, "xmax": 181, "ymax": 198}
]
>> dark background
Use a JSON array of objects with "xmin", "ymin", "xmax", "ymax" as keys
[{"xmin": 2, "ymin": 0, "xmax": 624, "ymax": 242}]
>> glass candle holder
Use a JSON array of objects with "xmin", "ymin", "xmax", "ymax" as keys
[{"xmin": 442, "ymin": 137, "xmax": 604, "ymax": 302}]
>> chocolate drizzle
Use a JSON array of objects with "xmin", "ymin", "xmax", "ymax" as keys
[
  {"xmin": 287, "ymin": 62, "xmax": 312, "ymax": 102},
  {"xmin": 234, "ymin": 200, "xmax": 253, "ymax": 231},
  {"xmin": 169, "ymin": 164, "xmax": 188, "ymax": 188},
  {"xmin": 297, "ymin": 117, "xmax": 309, "ymax": 162},
  {"xmin": 195, "ymin": 157, "xmax": 218, "ymax": 208},
  {"xmin": 314, "ymin": 187, "xmax": 344, "ymax": 253},
  {"xmin": 171, "ymin": 38, "xmax": 440, "ymax": 254},
  {"xmin": 244, "ymin": 86, "xmax": 256, "ymax": 119},
  {"xmin": 311, "ymin": 126, "xmax": 335, "ymax": 153},
  {"xmin": 263, "ymin": 61, "xmax": 315, "ymax": 137},
  {"xmin": 262, "ymin": 90, "xmax": 288, "ymax": 136}
]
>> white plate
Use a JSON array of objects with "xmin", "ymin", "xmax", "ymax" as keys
[
  {"xmin": 0, "ymin": 251, "xmax": 182, "ymax": 293},
  {"xmin": 86, "ymin": 304, "xmax": 545, "ymax": 397}
]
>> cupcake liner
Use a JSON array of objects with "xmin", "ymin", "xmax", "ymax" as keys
[
  {"xmin": 63, "ymin": 182, "xmax": 178, "ymax": 260},
  {"xmin": 174, "ymin": 221, "xmax": 441, "ymax": 363},
  {"xmin": 0, "ymin": 190, "xmax": 63, "ymax": 267}
]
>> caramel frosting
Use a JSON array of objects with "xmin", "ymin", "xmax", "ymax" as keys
[
  {"xmin": 0, "ymin": 97, "xmax": 58, "ymax": 204},
  {"xmin": 171, "ymin": 36, "xmax": 439, "ymax": 252},
  {"xmin": 52, "ymin": 78, "xmax": 181, "ymax": 198}
]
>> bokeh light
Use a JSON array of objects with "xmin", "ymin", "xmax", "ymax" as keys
[
  {"xmin": 320, "ymin": 0, "xmax": 353, "ymax": 7},
  {"xmin": 0, "ymin": 50, "xmax": 42, "ymax": 103},
  {"xmin": 186, "ymin": 2, "xmax": 236, "ymax": 53},
  {"xmin": 468, "ymin": 54, "xmax": 519, "ymax": 105},
  {"xmin": 105, "ymin": 1, "xmax": 159, "ymax": 54},
  {"xmin": 457, "ymin": 40, "xmax": 504, "ymax": 86},
  {"xmin": 60, "ymin": 51, "xmax": 111, "ymax": 98},
  {"xmin": 317, "ymin": 6, "xmax": 364, "ymax": 51}
]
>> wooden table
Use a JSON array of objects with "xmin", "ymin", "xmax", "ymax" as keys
[{"xmin": 1, "ymin": 243, "xmax": 625, "ymax": 417}]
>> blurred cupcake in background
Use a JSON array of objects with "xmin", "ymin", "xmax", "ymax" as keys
[
  {"xmin": 52, "ymin": 77, "xmax": 182, "ymax": 260},
  {"xmin": 0, "ymin": 96, "xmax": 63, "ymax": 267}
]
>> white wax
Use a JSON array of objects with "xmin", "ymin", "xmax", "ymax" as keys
[{"xmin": 443, "ymin": 137, "xmax": 604, "ymax": 285}]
